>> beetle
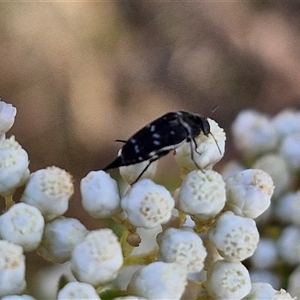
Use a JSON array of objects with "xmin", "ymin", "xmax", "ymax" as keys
[{"xmin": 103, "ymin": 111, "xmax": 218, "ymax": 183}]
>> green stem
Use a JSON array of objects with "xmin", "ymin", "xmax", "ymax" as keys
[
  {"xmin": 112, "ymin": 214, "xmax": 137, "ymax": 257},
  {"xmin": 123, "ymin": 248, "xmax": 158, "ymax": 266},
  {"xmin": 5, "ymin": 195, "xmax": 14, "ymax": 211}
]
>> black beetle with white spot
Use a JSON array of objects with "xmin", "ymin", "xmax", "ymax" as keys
[{"xmin": 103, "ymin": 111, "xmax": 220, "ymax": 183}]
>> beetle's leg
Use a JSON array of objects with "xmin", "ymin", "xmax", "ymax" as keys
[
  {"xmin": 132, "ymin": 150, "xmax": 170, "ymax": 184},
  {"xmin": 209, "ymin": 133, "xmax": 222, "ymax": 154},
  {"xmin": 192, "ymin": 138, "xmax": 202, "ymax": 156},
  {"xmin": 189, "ymin": 138, "xmax": 202, "ymax": 169},
  {"xmin": 132, "ymin": 160, "xmax": 152, "ymax": 184}
]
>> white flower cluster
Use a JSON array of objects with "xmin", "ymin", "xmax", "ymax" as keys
[
  {"xmin": 0, "ymin": 99, "xmax": 296, "ymax": 299},
  {"xmin": 0, "ymin": 99, "xmax": 171, "ymax": 299},
  {"xmin": 226, "ymin": 108, "xmax": 300, "ymax": 298}
]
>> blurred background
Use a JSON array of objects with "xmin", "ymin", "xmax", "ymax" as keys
[{"xmin": 2, "ymin": 2, "xmax": 300, "ymax": 298}]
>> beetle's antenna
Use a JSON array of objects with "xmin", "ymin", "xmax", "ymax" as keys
[
  {"xmin": 208, "ymin": 105, "xmax": 221, "ymax": 154},
  {"xmin": 210, "ymin": 105, "xmax": 219, "ymax": 117},
  {"xmin": 115, "ymin": 139, "xmax": 127, "ymax": 143}
]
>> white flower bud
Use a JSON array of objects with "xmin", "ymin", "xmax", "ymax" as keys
[
  {"xmin": 225, "ymin": 169, "xmax": 274, "ymax": 219},
  {"xmin": 0, "ymin": 99, "xmax": 17, "ymax": 135},
  {"xmin": 57, "ymin": 282, "xmax": 101, "ymax": 300},
  {"xmin": 157, "ymin": 227, "xmax": 206, "ymax": 273},
  {"xmin": 272, "ymin": 108, "xmax": 300, "ymax": 139},
  {"xmin": 250, "ymin": 270, "xmax": 281, "ymax": 290},
  {"xmin": 114, "ymin": 265, "xmax": 141, "ymax": 291},
  {"xmin": 121, "ymin": 179, "xmax": 174, "ymax": 228},
  {"xmin": 0, "ymin": 203, "xmax": 44, "ymax": 251},
  {"xmin": 280, "ymin": 133, "xmax": 300, "ymax": 170},
  {"xmin": 250, "ymin": 238, "xmax": 278, "ymax": 269},
  {"xmin": 0, "ymin": 240, "xmax": 26, "ymax": 297},
  {"xmin": 81, "ymin": 171, "xmax": 121, "ymax": 218},
  {"xmin": 120, "ymin": 160, "xmax": 158, "ymax": 185},
  {"xmin": 37, "ymin": 217, "xmax": 88, "ymax": 263},
  {"xmin": 0, "ymin": 136, "xmax": 30, "ymax": 196},
  {"xmin": 71, "ymin": 229, "xmax": 123, "ymax": 286},
  {"xmin": 209, "ymin": 211, "xmax": 259, "ymax": 261},
  {"xmin": 221, "ymin": 160, "xmax": 244, "ymax": 180},
  {"xmin": 174, "ymin": 118, "xmax": 226, "ymax": 172},
  {"xmin": 231, "ymin": 110, "xmax": 278, "ymax": 157},
  {"xmin": 127, "ymin": 262, "xmax": 187, "ymax": 300},
  {"xmin": 2, "ymin": 296, "xmax": 36, "ymax": 300},
  {"xmin": 277, "ymin": 226, "xmax": 300, "ymax": 265},
  {"xmin": 288, "ymin": 265, "xmax": 300, "ymax": 298},
  {"xmin": 253, "ymin": 154, "xmax": 291, "ymax": 197},
  {"xmin": 275, "ymin": 192, "xmax": 295, "ymax": 224},
  {"xmin": 275, "ymin": 191, "xmax": 300, "ymax": 226},
  {"xmin": 21, "ymin": 166, "xmax": 74, "ymax": 221},
  {"xmin": 178, "ymin": 170, "xmax": 226, "ymax": 220},
  {"xmin": 206, "ymin": 260, "xmax": 251, "ymax": 300},
  {"xmin": 244, "ymin": 282, "xmax": 296, "ymax": 300}
]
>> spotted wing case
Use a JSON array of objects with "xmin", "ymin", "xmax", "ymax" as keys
[{"xmin": 103, "ymin": 112, "xmax": 190, "ymax": 170}]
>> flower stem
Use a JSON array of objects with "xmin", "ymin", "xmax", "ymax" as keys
[{"xmin": 5, "ymin": 195, "xmax": 14, "ymax": 211}]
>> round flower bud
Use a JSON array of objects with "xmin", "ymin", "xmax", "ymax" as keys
[
  {"xmin": 0, "ymin": 136, "xmax": 30, "ymax": 196},
  {"xmin": 127, "ymin": 262, "xmax": 187, "ymax": 300},
  {"xmin": 272, "ymin": 108, "xmax": 300, "ymax": 139},
  {"xmin": 21, "ymin": 166, "xmax": 74, "ymax": 221},
  {"xmin": 253, "ymin": 154, "xmax": 291, "ymax": 197},
  {"xmin": 250, "ymin": 238, "xmax": 278, "ymax": 269},
  {"xmin": 206, "ymin": 260, "xmax": 251, "ymax": 300},
  {"xmin": 277, "ymin": 226, "xmax": 300, "ymax": 265},
  {"xmin": 0, "ymin": 203, "xmax": 44, "ymax": 251},
  {"xmin": 275, "ymin": 192, "xmax": 295, "ymax": 224},
  {"xmin": 37, "ymin": 217, "xmax": 88, "ymax": 263},
  {"xmin": 288, "ymin": 265, "xmax": 300, "ymax": 298},
  {"xmin": 225, "ymin": 169, "xmax": 274, "ymax": 219},
  {"xmin": 231, "ymin": 110, "xmax": 278, "ymax": 157},
  {"xmin": 0, "ymin": 98, "xmax": 17, "ymax": 135},
  {"xmin": 57, "ymin": 282, "xmax": 101, "ymax": 300},
  {"xmin": 245, "ymin": 282, "xmax": 296, "ymax": 300},
  {"xmin": 280, "ymin": 133, "xmax": 300, "ymax": 170},
  {"xmin": 157, "ymin": 227, "xmax": 206, "ymax": 273},
  {"xmin": 178, "ymin": 170, "xmax": 226, "ymax": 220},
  {"xmin": 276, "ymin": 192, "xmax": 300, "ymax": 226},
  {"xmin": 0, "ymin": 240, "xmax": 26, "ymax": 297},
  {"xmin": 81, "ymin": 171, "xmax": 121, "ymax": 219},
  {"xmin": 71, "ymin": 229, "xmax": 123, "ymax": 286},
  {"xmin": 121, "ymin": 179, "xmax": 174, "ymax": 228},
  {"xmin": 174, "ymin": 118, "xmax": 226, "ymax": 173},
  {"xmin": 2, "ymin": 296, "xmax": 36, "ymax": 300},
  {"xmin": 120, "ymin": 160, "xmax": 158, "ymax": 185},
  {"xmin": 208, "ymin": 211, "xmax": 259, "ymax": 261}
]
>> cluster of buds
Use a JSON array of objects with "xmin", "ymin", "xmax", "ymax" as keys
[
  {"xmin": 224, "ymin": 108, "xmax": 300, "ymax": 298},
  {"xmin": 0, "ymin": 98, "xmax": 296, "ymax": 299}
]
